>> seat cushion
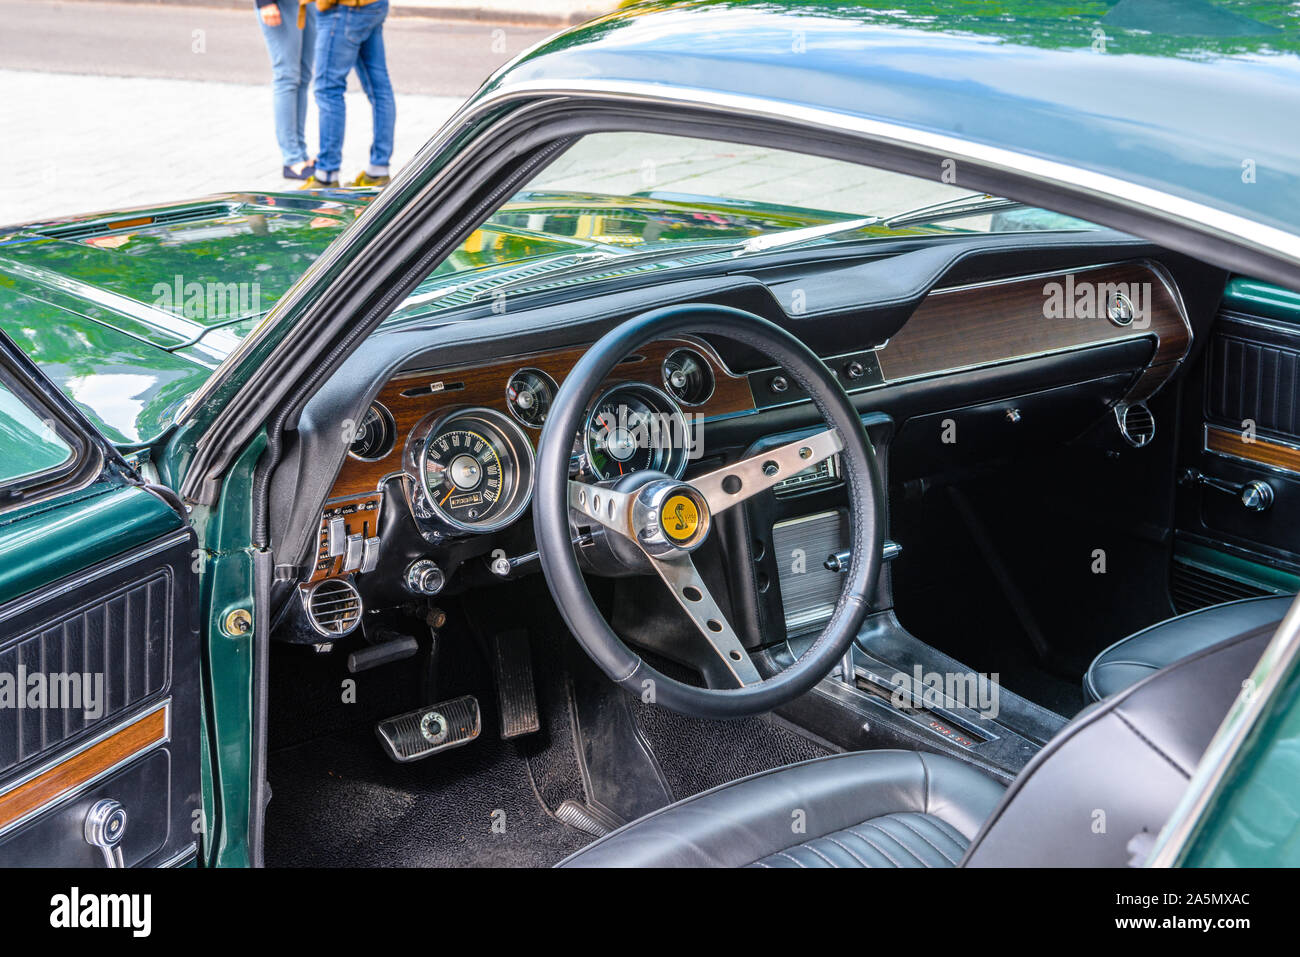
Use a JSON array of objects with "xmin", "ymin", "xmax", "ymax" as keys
[
  {"xmin": 1084, "ymin": 595, "xmax": 1293, "ymax": 701},
  {"xmin": 752, "ymin": 810, "xmax": 971, "ymax": 868},
  {"xmin": 556, "ymin": 750, "xmax": 1005, "ymax": 868}
]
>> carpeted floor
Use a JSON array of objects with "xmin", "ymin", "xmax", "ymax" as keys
[
  {"xmin": 266, "ymin": 723, "xmax": 590, "ymax": 868},
  {"xmin": 264, "ymin": 613, "xmax": 592, "ymax": 869}
]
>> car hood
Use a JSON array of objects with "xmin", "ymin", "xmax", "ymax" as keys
[{"xmin": 0, "ymin": 186, "xmax": 907, "ymax": 445}]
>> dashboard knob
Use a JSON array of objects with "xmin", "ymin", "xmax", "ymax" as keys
[{"xmin": 406, "ymin": 560, "xmax": 446, "ymax": 596}]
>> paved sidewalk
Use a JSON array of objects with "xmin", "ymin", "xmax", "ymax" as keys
[{"xmin": 0, "ymin": 69, "xmax": 462, "ymax": 225}]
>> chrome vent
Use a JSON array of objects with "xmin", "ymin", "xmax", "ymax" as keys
[
  {"xmin": 771, "ymin": 510, "xmax": 849, "ymax": 636},
  {"xmin": 305, "ymin": 578, "xmax": 362, "ymax": 637},
  {"xmin": 1117, "ymin": 402, "xmax": 1156, "ymax": 448}
]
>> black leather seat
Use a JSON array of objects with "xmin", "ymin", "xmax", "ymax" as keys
[
  {"xmin": 559, "ymin": 610, "xmax": 1285, "ymax": 867},
  {"xmin": 559, "ymin": 750, "xmax": 1003, "ymax": 868},
  {"xmin": 1084, "ymin": 595, "xmax": 1293, "ymax": 701}
]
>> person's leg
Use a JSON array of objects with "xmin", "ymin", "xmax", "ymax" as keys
[
  {"xmin": 353, "ymin": 1, "xmax": 395, "ymax": 177},
  {"xmin": 258, "ymin": 0, "xmax": 309, "ymax": 168},
  {"xmin": 295, "ymin": 3, "xmax": 316, "ymax": 165},
  {"xmin": 312, "ymin": 5, "xmax": 362, "ymax": 182}
]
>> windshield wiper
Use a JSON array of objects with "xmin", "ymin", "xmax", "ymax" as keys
[
  {"xmin": 467, "ymin": 240, "xmax": 743, "ymax": 301},
  {"xmin": 736, "ymin": 215, "xmax": 883, "ymax": 253},
  {"xmin": 881, "ymin": 193, "xmax": 1027, "ymax": 229}
]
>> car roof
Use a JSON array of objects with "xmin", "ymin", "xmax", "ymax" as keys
[{"xmin": 477, "ymin": 1, "xmax": 1300, "ymax": 249}]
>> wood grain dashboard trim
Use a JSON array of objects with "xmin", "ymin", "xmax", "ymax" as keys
[
  {"xmin": 875, "ymin": 260, "xmax": 1190, "ymax": 392},
  {"xmin": 328, "ymin": 336, "xmax": 754, "ymax": 499}
]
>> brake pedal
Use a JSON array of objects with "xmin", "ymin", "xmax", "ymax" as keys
[
  {"xmin": 375, "ymin": 695, "xmax": 481, "ymax": 763},
  {"xmin": 489, "ymin": 630, "xmax": 540, "ymax": 739}
]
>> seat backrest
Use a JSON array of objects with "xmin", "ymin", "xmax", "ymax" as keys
[{"xmin": 962, "ymin": 622, "xmax": 1276, "ymax": 867}]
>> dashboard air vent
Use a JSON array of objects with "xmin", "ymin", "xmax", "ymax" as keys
[
  {"xmin": 1117, "ymin": 402, "xmax": 1156, "ymax": 448},
  {"xmin": 305, "ymin": 578, "xmax": 363, "ymax": 637}
]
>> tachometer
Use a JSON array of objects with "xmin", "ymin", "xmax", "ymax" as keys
[
  {"xmin": 408, "ymin": 408, "xmax": 534, "ymax": 534},
  {"xmin": 583, "ymin": 383, "xmax": 691, "ymax": 481}
]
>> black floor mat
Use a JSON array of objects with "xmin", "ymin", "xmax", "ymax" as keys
[
  {"xmin": 630, "ymin": 700, "xmax": 833, "ymax": 800},
  {"xmin": 266, "ymin": 724, "xmax": 589, "ymax": 868}
]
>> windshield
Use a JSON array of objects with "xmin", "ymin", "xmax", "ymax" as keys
[{"xmin": 389, "ymin": 132, "xmax": 1101, "ymax": 319}]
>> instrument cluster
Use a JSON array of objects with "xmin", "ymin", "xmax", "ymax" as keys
[{"xmin": 400, "ymin": 349, "xmax": 708, "ymax": 538}]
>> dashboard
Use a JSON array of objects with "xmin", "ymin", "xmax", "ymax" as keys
[{"xmin": 283, "ymin": 244, "xmax": 1219, "ymax": 643}]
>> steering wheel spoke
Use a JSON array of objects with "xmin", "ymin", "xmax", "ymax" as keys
[
  {"xmin": 648, "ymin": 552, "xmax": 761, "ymax": 688},
  {"xmin": 693, "ymin": 428, "xmax": 844, "ymax": 514},
  {"xmin": 568, "ymin": 479, "xmax": 635, "ymax": 538}
]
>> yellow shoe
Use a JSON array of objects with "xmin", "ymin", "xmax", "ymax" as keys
[
  {"xmin": 298, "ymin": 175, "xmax": 339, "ymax": 190},
  {"xmin": 348, "ymin": 171, "xmax": 391, "ymax": 188}
]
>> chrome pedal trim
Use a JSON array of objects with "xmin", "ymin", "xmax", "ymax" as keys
[{"xmin": 375, "ymin": 695, "xmax": 481, "ymax": 763}]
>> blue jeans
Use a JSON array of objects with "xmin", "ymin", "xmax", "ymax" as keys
[
  {"xmin": 258, "ymin": 0, "xmax": 316, "ymax": 167},
  {"xmin": 314, "ymin": 0, "xmax": 396, "ymax": 175}
]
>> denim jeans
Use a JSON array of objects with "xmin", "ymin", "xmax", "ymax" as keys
[
  {"xmin": 313, "ymin": 0, "xmax": 396, "ymax": 176},
  {"xmin": 258, "ymin": 0, "xmax": 316, "ymax": 167}
]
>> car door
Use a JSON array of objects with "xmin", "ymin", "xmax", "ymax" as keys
[
  {"xmin": 1173, "ymin": 276, "xmax": 1300, "ymax": 607},
  {"xmin": 0, "ymin": 329, "xmax": 201, "ymax": 867}
]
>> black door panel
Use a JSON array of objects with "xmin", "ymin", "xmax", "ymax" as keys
[
  {"xmin": 1177, "ymin": 292, "xmax": 1300, "ymax": 602},
  {"xmin": 0, "ymin": 527, "xmax": 201, "ymax": 867}
]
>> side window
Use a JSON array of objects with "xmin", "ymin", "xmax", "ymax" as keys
[
  {"xmin": 0, "ymin": 378, "xmax": 73, "ymax": 486},
  {"xmin": 0, "ymin": 365, "xmax": 91, "ymax": 505}
]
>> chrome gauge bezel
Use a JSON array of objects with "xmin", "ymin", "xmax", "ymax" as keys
[
  {"xmin": 582, "ymin": 382, "xmax": 691, "ymax": 482},
  {"xmin": 347, "ymin": 401, "xmax": 398, "ymax": 462},
  {"xmin": 405, "ymin": 406, "xmax": 535, "ymax": 534},
  {"xmin": 661, "ymin": 347, "xmax": 716, "ymax": 406},
  {"xmin": 505, "ymin": 367, "xmax": 559, "ymax": 429}
]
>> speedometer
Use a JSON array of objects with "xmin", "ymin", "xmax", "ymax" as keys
[
  {"xmin": 583, "ymin": 382, "xmax": 691, "ymax": 481},
  {"xmin": 411, "ymin": 408, "xmax": 534, "ymax": 534}
]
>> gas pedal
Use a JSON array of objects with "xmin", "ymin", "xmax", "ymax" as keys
[
  {"xmin": 489, "ymin": 630, "xmax": 540, "ymax": 740},
  {"xmin": 375, "ymin": 695, "xmax": 481, "ymax": 763}
]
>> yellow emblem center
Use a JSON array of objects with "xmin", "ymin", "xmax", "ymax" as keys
[{"xmin": 662, "ymin": 494, "xmax": 701, "ymax": 542}]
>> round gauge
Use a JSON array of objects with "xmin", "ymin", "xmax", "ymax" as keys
[
  {"xmin": 505, "ymin": 368, "xmax": 557, "ymax": 429},
  {"xmin": 415, "ymin": 408, "xmax": 534, "ymax": 534},
  {"xmin": 584, "ymin": 382, "xmax": 690, "ymax": 481},
  {"xmin": 348, "ymin": 402, "xmax": 397, "ymax": 461},
  {"xmin": 662, "ymin": 347, "xmax": 715, "ymax": 406}
]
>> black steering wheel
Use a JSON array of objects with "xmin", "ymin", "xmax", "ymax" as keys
[{"xmin": 535, "ymin": 304, "xmax": 884, "ymax": 719}]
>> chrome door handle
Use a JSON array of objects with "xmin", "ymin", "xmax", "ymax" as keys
[{"xmin": 84, "ymin": 799, "xmax": 127, "ymax": 868}]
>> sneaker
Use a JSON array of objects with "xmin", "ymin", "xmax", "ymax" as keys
[
  {"xmin": 298, "ymin": 175, "xmax": 339, "ymax": 190},
  {"xmin": 348, "ymin": 171, "xmax": 391, "ymax": 188},
  {"xmin": 282, "ymin": 162, "xmax": 316, "ymax": 181}
]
